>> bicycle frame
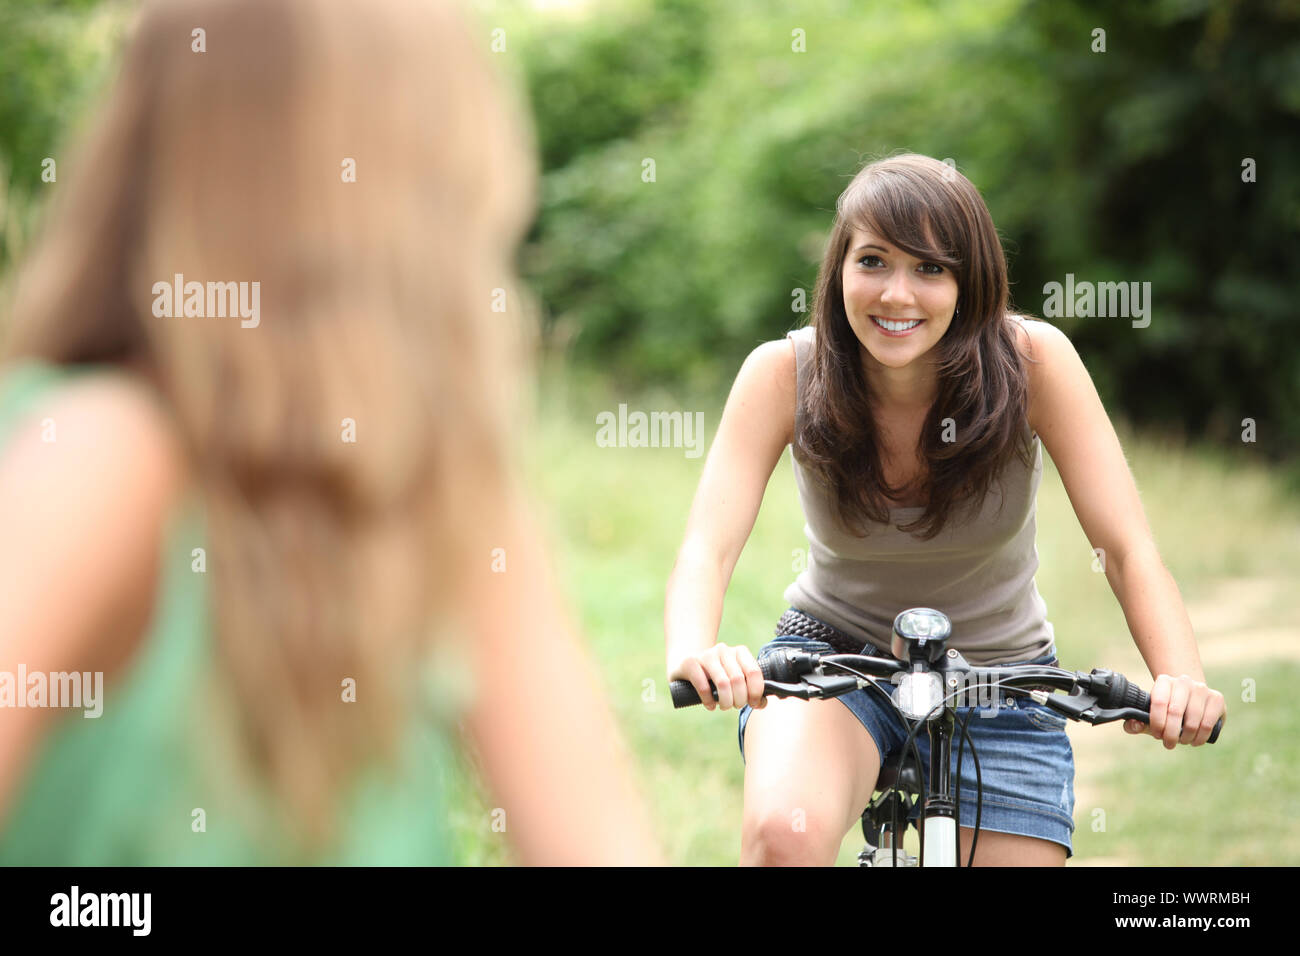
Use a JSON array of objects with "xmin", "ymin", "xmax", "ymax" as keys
[
  {"xmin": 862, "ymin": 705, "xmax": 962, "ymax": 868},
  {"xmin": 857, "ymin": 677, "xmax": 994, "ymax": 868}
]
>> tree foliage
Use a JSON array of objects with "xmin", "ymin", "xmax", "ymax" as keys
[{"xmin": 2, "ymin": 0, "xmax": 1296, "ymax": 459}]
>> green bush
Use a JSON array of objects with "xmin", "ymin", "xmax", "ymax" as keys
[{"xmin": 517, "ymin": 0, "xmax": 1300, "ymax": 462}]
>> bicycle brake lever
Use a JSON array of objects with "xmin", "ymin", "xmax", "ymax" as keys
[
  {"xmin": 1039, "ymin": 690, "xmax": 1224, "ymax": 742},
  {"xmin": 762, "ymin": 680, "xmax": 818, "ymax": 700},
  {"xmin": 1040, "ymin": 689, "xmax": 1100, "ymax": 721},
  {"xmin": 1048, "ymin": 696, "xmax": 1151, "ymax": 727},
  {"xmin": 763, "ymin": 674, "xmax": 862, "ymax": 701},
  {"xmin": 1086, "ymin": 706, "xmax": 1154, "ymax": 727},
  {"xmin": 802, "ymin": 673, "xmax": 862, "ymax": 698},
  {"xmin": 1040, "ymin": 692, "xmax": 1140, "ymax": 726}
]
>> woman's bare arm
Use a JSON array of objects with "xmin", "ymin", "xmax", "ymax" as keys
[
  {"xmin": 664, "ymin": 338, "xmax": 796, "ymax": 707},
  {"xmin": 1019, "ymin": 319, "xmax": 1225, "ymax": 748},
  {"xmin": 0, "ymin": 375, "xmax": 184, "ymax": 826},
  {"xmin": 458, "ymin": 484, "xmax": 665, "ymax": 865}
]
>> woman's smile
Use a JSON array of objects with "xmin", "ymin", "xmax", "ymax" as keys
[{"xmin": 870, "ymin": 315, "xmax": 926, "ymax": 336}]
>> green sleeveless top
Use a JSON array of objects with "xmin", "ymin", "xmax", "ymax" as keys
[{"xmin": 0, "ymin": 360, "xmax": 466, "ymax": 865}]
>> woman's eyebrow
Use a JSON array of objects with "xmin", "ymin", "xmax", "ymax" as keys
[{"xmin": 851, "ymin": 243, "xmax": 890, "ymax": 253}]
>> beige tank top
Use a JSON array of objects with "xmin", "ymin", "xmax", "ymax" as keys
[{"xmin": 782, "ymin": 324, "xmax": 1055, "ymax": 665}]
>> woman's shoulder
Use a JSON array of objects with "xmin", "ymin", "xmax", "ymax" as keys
[
  {"xmin": 1006, "ymin": 312, "xmax": 1067, "ymax": 354},
  {"xmin": 740, "ymin": 331, "xmax": 802, "ymax": 381},
  {"xmin": 732, "ymin": 335, "xmax": 799, "ymax": 448},
  {"xmin": 0, "ymin": 359, "xmax": 185, "ymax": 470},
  {"xmin": 0, "ymin": 359, "xmax": 189, "ymax": 674},
  {"xmin": 2, "ymin": 357, "xmax": 169, "ymax": 428},
  {"xmin": 1005, "ymin": 314, "xmax": 1070, "ymax": 439},
  {"xmin": 0, "ymin": 362, "xmax": 189, "ymax": 521}
]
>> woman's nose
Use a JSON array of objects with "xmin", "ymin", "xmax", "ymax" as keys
[{"xmin": 879, "ymin": 269, "xmax": 916, "ymax": 306}]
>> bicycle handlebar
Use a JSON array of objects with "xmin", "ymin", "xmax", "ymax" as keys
[{"xmin": 669, "ymin": 649, "xmax": 1224, "ymax": 744}]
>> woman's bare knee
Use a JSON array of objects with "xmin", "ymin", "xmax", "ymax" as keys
[
  {"xmin": 741, "ymin": 805, "xmax": 843, "ymax": 866},
  {"xmin": 739, "ymin": 697, "xmax": 880, "ymax": 866}
]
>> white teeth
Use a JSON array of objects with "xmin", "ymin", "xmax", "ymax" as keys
[{"xmin": 872, "ymin": 316, "xmax": 922, "ymax": 332}]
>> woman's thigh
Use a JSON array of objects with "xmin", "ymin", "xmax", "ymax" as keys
[
  {"xmin": 739, "ymin": 696, "xmax": 882, "ymax": 864},
  {"xmin": 958, "ymin": 829, "xmax": 1067, "ymax": 866}
]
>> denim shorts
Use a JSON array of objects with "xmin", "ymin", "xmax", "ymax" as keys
[{"xmin": 737, "ymin": 624, "xmax": 1076, "ymax": 858}]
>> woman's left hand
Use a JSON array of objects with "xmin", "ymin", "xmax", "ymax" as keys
[{"xmin": 1123, "ymin": 674, "xmax": 1226, "ymax": 748}]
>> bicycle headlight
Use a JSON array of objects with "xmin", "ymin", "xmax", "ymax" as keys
[{"xmin": 890, "ymin": 608, "xmax": 952, "ymax": 664}]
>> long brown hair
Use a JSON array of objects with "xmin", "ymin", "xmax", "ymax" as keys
[
  {"xmin": 797, "ymin": 152, "xmax": 1037, "ymax": 540},
  {"xmin": 1, "ymin": 0, "xmax": 538, "ymax": 849}
]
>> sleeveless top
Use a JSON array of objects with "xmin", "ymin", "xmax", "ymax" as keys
[
  {"xmin": 0, "ymin": 360, "xmax": 465, "ymax": 865},
  {"xmin": 782, "ymin": 324, "xmax": 1056, "ymax": 665}
]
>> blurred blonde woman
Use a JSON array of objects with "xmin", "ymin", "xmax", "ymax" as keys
[{"xmin": 0, "ymin": 0, "xmax": 661, "ymax": 865}]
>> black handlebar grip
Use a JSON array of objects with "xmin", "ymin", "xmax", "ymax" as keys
[
  {"xmin": 671, "ymin": 655, "xmax": 786, "ymax": 709},
  {"xmin": 668, "ymin": 648, "xmax": 816, "ymax": 711},
  {"xmin": 1128, "ymin": 686, "xmax": 1224, "ymax": 744},
  {"xmin": 670, "ymin": 679, "xmax": 707, "ymax": 708},
  {"xmin": 1102, "ymin": 670, "xmax": 1223, "ymax": 743}
]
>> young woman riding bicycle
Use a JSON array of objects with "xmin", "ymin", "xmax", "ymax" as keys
[{"xmin": 664, "ymin": 152, "xmax": 1226, "ymax": 867}]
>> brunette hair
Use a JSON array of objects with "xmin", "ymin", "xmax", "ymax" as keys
[{"xmin": 796, "ymin": 153, "xmax": 1038, "ymax": 540}]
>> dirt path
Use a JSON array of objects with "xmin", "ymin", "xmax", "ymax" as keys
[{"xmin": 1068, "ymin": 574, "xmax": 1299, "ymax": 865}]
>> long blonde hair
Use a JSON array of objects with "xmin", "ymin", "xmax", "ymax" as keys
[{"xmin": 2, "ymin": 0, "xmax": 538, "ymax": 848}]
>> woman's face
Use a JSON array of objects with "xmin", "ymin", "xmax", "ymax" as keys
[{"xmin": 840, "ymin": 226, "xmax": 959, "ymax": 374}]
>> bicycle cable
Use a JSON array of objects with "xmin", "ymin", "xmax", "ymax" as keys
[
  {"xmin": 895, "ymin": 680, "xmax": 1038, "ymax": 867},
  {"xmin": 819, "ymin": 658, "xmax": 949, "ymax": 866},
  {"xmin": 816, "ymin": 658, "xmax": 911, "ymax": 724},
  {"xmin": 953, "ymin": 707, "xmax": 981, "ymax": 867},
  {"xmin": 814, "ymin": 660, "xmax": 1041, "ymax": 866}
]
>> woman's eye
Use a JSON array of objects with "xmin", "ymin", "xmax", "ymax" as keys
[{"xmin": 856, "ymin": 255, "xmax": 943, "ymax": 275}]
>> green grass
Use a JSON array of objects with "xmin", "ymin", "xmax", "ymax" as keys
[
  {"xmin": 445, "ymin": 370, "xmax": 1300, "ymax": 865},
  {"xmin": 1072, "ymin": 662, "xmax": 1300, "ymax": 866}
]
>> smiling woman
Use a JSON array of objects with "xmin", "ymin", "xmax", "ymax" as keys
[{"xmin": 665, "ymin": 151, "xmax": 1225, "ymax": 867}]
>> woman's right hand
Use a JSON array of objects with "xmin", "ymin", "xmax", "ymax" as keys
[{"xmin": 668, "ymin": 643, "xmax": 767, "ymax": 711}]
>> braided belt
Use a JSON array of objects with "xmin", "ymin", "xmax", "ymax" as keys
[
  {"xmin": 775, "ymin": 609, "xmax": 879, "ymax": 656},
  {"xmin": 774, "ymin": 609, "xmax": 1059, "ymax": 695}
]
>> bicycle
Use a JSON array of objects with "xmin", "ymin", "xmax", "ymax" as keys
[{"xmin": 671, "ymin": 607, "xmax": 1224, "ymax": 866}]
